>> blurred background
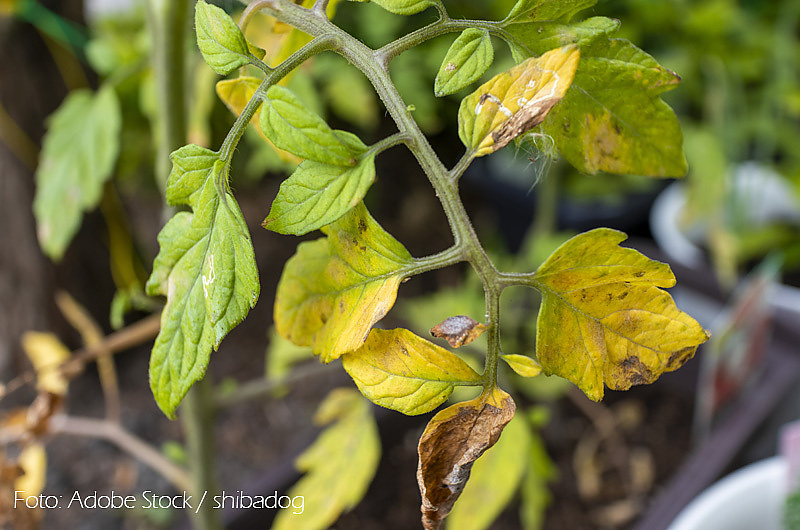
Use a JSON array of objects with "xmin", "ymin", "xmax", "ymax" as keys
[{"xmin": 1, "ymin": 0, "xmax": 799, "ymax": 529}]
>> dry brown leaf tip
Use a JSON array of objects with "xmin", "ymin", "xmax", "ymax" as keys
[
  {"xmin": 416, "ymin": 387, "xmax": 515, "ymax": 529},
  {"xmin": 429, "ymin": 315, "xmax": 488, "ymax": 348}
]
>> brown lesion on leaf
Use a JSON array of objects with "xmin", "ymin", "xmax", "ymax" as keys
[
  {"xmin": 430, "ymin": 315, "xmax": 487, "ymax": 348},
  {"xmin": 665, "ymin": 345, "xmax": 697, "ymax": 370},
  {"xmin": 490, "ymin": 96, "xmax": 561, "ymax": 152},
  {"xmin": 616, "ymin": 356, "xmax": 653, "ymax": 387}
]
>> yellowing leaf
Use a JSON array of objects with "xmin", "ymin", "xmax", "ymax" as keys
[
  {"xmin": 531, "ymin": 229, "xmax": 710, "ymax": 401},
  {"xmin": 447, "ymin": 414, "xmax": 532, "ymax": 530},
  {"xmin": 458, "ymin": 45, "xmax": 579, "ymax": 157},
  {"xmin": 21, "ymin": 332, "xmax": 70, "ymax": 396},
  {"xmin": 501, "ymin": 354, "xmax": 542, "ymax": 377},
  {"xmin": 417, "ymin": 387, "xmax": 516, "ymax": 530},
  {"xmin": 272, "ymin": 388, "xmax": 379, "ymax": 530},
  {"xmin": 14, "ymin": 444, "xmax": 47, "ymax": 499},
  {"xmin": 342, "ymin": 328, "xmax": 483, "ymax": 415},
  {"xmin": 274, "ymin": 203, "xmax": 414, "ymax": 362},
  {"xmin": 215, "ymin": 77, "xmax": 301, "ymax": 164}
]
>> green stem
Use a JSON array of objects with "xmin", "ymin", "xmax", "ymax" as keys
[
  {"xmin": 180, "ymin": 377, "xmax": 222, "ymax": 530},
  {"xmin": 245, "ymin": 0, "xmax": 506, "ymax": 385}
]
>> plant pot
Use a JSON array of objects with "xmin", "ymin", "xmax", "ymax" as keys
[{"xmin": 667, "ymin": 456, "xmax": 787, "ymax": 530}]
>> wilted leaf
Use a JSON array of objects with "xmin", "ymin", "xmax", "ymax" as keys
[
  {"xmin": 446, "ymin": 414, "xmax": 531, "ymax": 530},
  {"xmin": 216, "ymin": 76, "xmax": 302, "ymax": 164},
  {"xmin": 274, "ymin": 203, "xmax": 413, "ymax": 362},
  {"xmin": 371, "ymin": 0, "xmax": 435, "ymax": 15},
  {"xmin": 430, "ymin": 315, "xmax": 487, "ymax": 348},
  {"xmin": 435, "ymin": 29, "xmax": 494, "ymax": 97},
  {"xmin": 458, "ymin": 46, "xmax": 579, "ymax": 157},
  {"xmin": 540, "ymin": 38, "xmax": 686, "ymax": 176},
  {"xmin": 417, "ymin": 387, "xmax": 516, "ymax": 530},
  {"xmin": 147, "ymin": 145, "xmax": 259, "ymax": 418},
  {"xmin": 33, "ymin": 85, "xmax": 121, "ymax": 260},
  {"xmin": 21, "ymin": 332, "xmax": 71, "ymax": 396},
  {"xmin": 260, "ymin": 85, "xmax": 366, "ymax": 166},
  {"xmin": 501, "ymin": 354, "xmax": 542, "ymax": 377},
  {"xmin": 195, "ymin": 0, "xmax": 263, "ymax": 75},
  {"xmin": 531, "ymin": 228, "xmax": 709, "ymax": 401},
  {"xmin": 272, "ymin": 388, "xmax": 380, "ymax": 530},
  {"xmin": 504, "ymin": 0, "xmax": 597, "ymax": 23},
  {"xmin": 342, "ymin": 328, "xmax": 483, "ymax": 415},
  {"xmin": 263, "ymin": 150, "xmax": 375, "ymax": 235},
  {"xmin": 15, "ymin": 444, "xmax": 47, "ymax": 499}
]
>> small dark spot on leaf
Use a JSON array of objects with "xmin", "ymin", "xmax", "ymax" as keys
[
  {"xmin": 357, "ymin": 219, "xmax": 368, "ymax": 233},
  {"xmin": 634, "ymin": 271, "xmax": 645, "ymax": 278},
  {"xmin": 618, "ymin": 291, "xmax": 628, "ymax": 300}
]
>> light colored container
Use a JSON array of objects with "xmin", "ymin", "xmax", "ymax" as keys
[{"xmin": 667, "ymin": 456, "xmax": 787, "ymax": 530}]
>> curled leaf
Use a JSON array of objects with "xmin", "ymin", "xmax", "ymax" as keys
[
  {"xmin": 417, "ymin": 387, "xmax": 516, "ymax": 529},
  {"xmin": 458, "ymin": 45, "xmax": 579, "ymax": 157},
  {"xmin": 430, "ymin": 315, "xmax": 487, "ymax": 348},
  {"xmin": 342, "ymin": 328, "xmax": 483, "ymax": 415},
  {"xmin": 501, "ymin": 354, "xmax": 542, "ymax": 377},
  {"xmin": 532, "ymin": 228, "xmax": 710, "ymax": 401}
]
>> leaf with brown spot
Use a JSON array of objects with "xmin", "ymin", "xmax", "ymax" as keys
[
  {"xmin": 417, "ymin": 387, "xmax": 516, "ymax": 529},
  {"xmin": 430, "ymin": 315, "xmax": 488, "ymax": 348},
  {"xmin": 274, "ymin": 203, "xmax": 414, "ymax": 362},
  {"xmin": 531, "ymin": 228, "xmax": 710, "ymax": 401}
]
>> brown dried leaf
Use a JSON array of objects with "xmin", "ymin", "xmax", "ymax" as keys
[
  {"xmin": 417, "ymin": 387, "xmax": 516, "ymax": 529},
  {"xmin": 429, "ymin": 315, "xmax": 487, "ymax": 348}
]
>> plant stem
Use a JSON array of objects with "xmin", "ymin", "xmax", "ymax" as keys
[
  {"xmin": 249, "ymin": 0, "xmax": 505, "ymax": 383},
  {"xmin": 180, "ymin": 376, "xmax": 222, "ymax": 530}
]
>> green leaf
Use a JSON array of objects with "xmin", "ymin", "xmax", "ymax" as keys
[
  {"xmin": 272, "ymin": 388, "xmax": 380, "ymax": 530},
  {"xmin": 505, "ymin": 0, "xmax": 597, "ymax": 23},
  {"xmin": 263, "ymin": 152, "xmax": 376, "ymax": 235},
  {"xmin": 540, "ymin": 38, "xmax": 687, "ymax": 177},
  {"xmin": 147, "ymin": 145, "xmax": 259, "ymax": 418},
  {"xmin": 505, "ymin": 17, "xmax": 620, "ymax": 57},
  {"xmin": 195, "ymin": 0, "xmax": 263, "ymax": 75},
  {"xmin": 531, "ymin": 228, "xmax": 709, "ymax": 401},
  {"xmin": 370, "ymin": 0, "xmax": 435, "ymax": 15},
  {"xmin": 501, "ymin": 354, "xmax": 542, "ymax": 377},
  {"xmin": 260, "ymin": 85, "xmax": 366, "ymax": 166},
  {"xmin": 434, "ymin": 29, "xmax": 494, "ymax": 97},
  {"xmin": 342, "ymin": 328, "xmax": 483, "ymax": 415},
  {"xmin": 33, "ymin": 85, "xmax": 121, "ymax": 260},
  {"xmin": 446, "ymin": 414, "xmax": 532, "ymax": 530},
  {"xmin": 274, "ymin": 202, "xmax": 414, "ymax": 362}
]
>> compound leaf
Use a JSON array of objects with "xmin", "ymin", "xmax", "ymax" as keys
[
  {"xmin": 147, "ymin": 145, "xmax": 259, "ymax": 418},
  {"xmin": 532, "ymin": 228, "xmax": 709, "ymax": 401},
  {"xmin": 541, "ymin": 38, "xmax": 686, "ymax": 176},
  {"xmin": 371, "ymin": 0, "xmax": 435, "ymax": 15},
  {"xmin": 418, "ymin": 387, "xmax": 516, "ymax": 530},
  {"xmin": 263, "ymin": 151, "xmax": 375, "ymax": 235},
  {"xmin": 274, "ymin": 203, "xmax": 413, "ymax": 362},
  {"xmin": 260, "ymin": 85, "xmax": 366, "ymax": 166},
  {"xmin": 435, "ymin": 28, "xmax": 494, "ymax": 97},
  {"xmin": 33, "ymin": 85, "xmax": 121, "ymax": 260},
  {"xmin": 446, "ymin": 414, "xmax": 532, "ymax": 530},
  {"xmin": 458, "ymin": 46, "xmax": 579, "ymax": 157},
  {"xmin": 505, "ymin": 0, "xmax": 597, "ymax": 23},
  {"xmin": 195, "ymin": 0, "xmax": 263, "ymax": 75},
  {"xmin": 342, "ymin": 328, "xmax": 483, "ymax": 415},
  {"xmin": 272, "ymin": 388, "xmax": 380, "ymax": 530}
]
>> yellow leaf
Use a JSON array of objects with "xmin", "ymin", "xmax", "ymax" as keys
[
  {"xmin": 501, "ymin": 354, "xmax": 542, "ymax": 377},
  {"xmin": 272, "ymin": 388, "xmax": 379, "ymax": 530},
  {"xmin": 342, "ymin": 328, "xmax": 483, "ymax": 415},
  {"xmin": 274, "ymin": 203, "xmax": 414, "ymax": 362},
  {"xmin": 14, "ymin": 444, "xmax": 47, "ymax": 499},
  {"xmin": 215, "ymin": 76, "xmax": 302, "ymax": 164},
  {"xmin": 21, "ymin": 332, "xmax": 70, "ymax": 396},
  {"xmin": 459, "ymin": 45, "xmax": 579, "ymax": 157},
  {"xmin": 417, "ymin": 387, "xmax": 516, "ymax": 530},
  {"xmin": 532, "ymin": 228, "xmax": 710, "ymax": 401}
]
